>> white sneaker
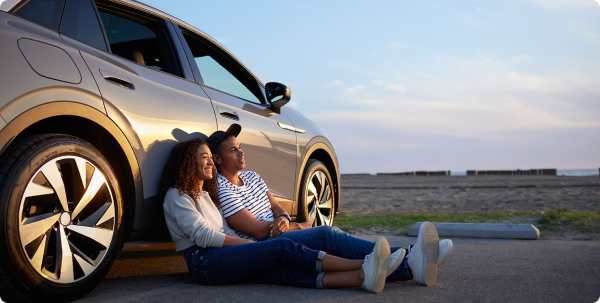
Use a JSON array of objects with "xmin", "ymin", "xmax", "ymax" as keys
[
  {"xmin": 407, "ymin": 222, "xmax": 439, "ymax": 286},
  {"xmin": 361, "ymin": 236, "xmax": 390, "ymax": 293},
  {"xmin": 437, "ymin": 239, "xmax": 453, "ymax": 267},
  {"xmin": 386, "ymin": 248, "xmax": 406, "ymax": 276}
]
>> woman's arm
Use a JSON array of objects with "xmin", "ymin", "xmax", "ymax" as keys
[
  {"xmin": 165, "ymin": 191, "xmax": 228, "ymax": 248},
  {"xmin": 222, "ymin": 235, "xmax": 255, "ymax": 247}
]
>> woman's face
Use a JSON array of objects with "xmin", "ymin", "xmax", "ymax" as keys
[{"xmin": 196, "ymin": 144, "xmax": 214, "ymax": 181}]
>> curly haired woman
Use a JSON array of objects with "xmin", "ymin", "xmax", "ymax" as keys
[{"xmin": 159, "ymin": 138, "xmax": 397, "ymax": 293}]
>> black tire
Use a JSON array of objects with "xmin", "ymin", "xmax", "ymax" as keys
[
  {"xmin": 297, "ymin": 160, "xmax": 335, "ymax": 227},
  {"xmin": 0, "ymin": 134, "xmax": 124, "ymax": 303}
]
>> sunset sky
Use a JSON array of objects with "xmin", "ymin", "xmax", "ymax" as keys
[{"xmin": 145, "ymin": 0, "xmax": 600, "ymax": 174}]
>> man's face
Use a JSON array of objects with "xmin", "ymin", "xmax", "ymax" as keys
[{"xmin": 214, "ymin": 136, "xmax": 245, "ymax": 172}]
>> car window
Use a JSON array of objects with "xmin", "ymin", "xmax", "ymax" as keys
[
  {"xmin": 96, "ymin": 8, "xmax": 177, "ymax": 76},
  {"xmin": 59, "ymin": 0, "xmax": 107, "ymax": 51},
  {"xmin": 10, "ymin": 0, "xmax": 65, "ymax": 30},
  {"xmin": 180, "ymin": 29, "xmax": 263, "ymax": 104}
]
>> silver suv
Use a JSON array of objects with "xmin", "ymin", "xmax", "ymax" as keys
[{"xmin": 0, "ymin": 0, "xmax": 340, "ymax": 301}]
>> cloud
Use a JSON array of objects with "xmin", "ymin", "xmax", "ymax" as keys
[
  {"xmin": 306, "ymin": 54, "xmax": 600, "ymax": 144},
  {"xmin": 372, "ymin": 80, "xmax": 407, "ymax": 93},
  {"xmin": 343, "ymin": 85, "xmax": 365, "ymax": 94},
  {"xmin": 523, "ymin": 0, "xmax": 599, "ymax": 10},
  {"xmin": 570, "ymin": 23, "xmax": 600, "ymax": 45}
]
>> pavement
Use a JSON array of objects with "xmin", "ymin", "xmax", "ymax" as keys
[{"xmin": 75, "ymin": 236, "xmax": 600, "ymax": 303}]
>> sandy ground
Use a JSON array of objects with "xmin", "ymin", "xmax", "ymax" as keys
[
  {"xmin": 339, "ymin": 175, "xmax": 600, "ymax": 216},
  {"xmin": 338, "ymin": 175, "xmax": 600, "ymax": 240}
]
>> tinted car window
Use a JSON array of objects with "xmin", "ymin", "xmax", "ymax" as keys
[
  {"xmin": 11, "ymin": 0, "xmax": 65, "ymax": 30},
  {"xmin": 98, "ymin": 11, "xmax": 171, "ymax": 74},
  {"xmin": 181, "ymin": 30, "xmax": 262, "ymax": 104},
  {"xmin": 59, "ymin": 0, "xmax": 107, "ymax": 51}
]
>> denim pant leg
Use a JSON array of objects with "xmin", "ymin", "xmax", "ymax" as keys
[
  {"xmin": 183, "ymin": 238, "xmax": 325, "ymax": 288},
  {"xmin": 268, "ymin": 225, "xmax": 411, "ymax": 281}
]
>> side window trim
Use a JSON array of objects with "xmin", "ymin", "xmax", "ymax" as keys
[
  {"xmin": 179, "ymin": 28, "xmax": 266, "ymax": 104},
  {"xmin": 166, "ymin": 21, "xmax": 196, "ymax": 82},
  {"xmin": 175, "ymin": 26, "xmax": 204, "ymax": 84},
  {"xmin": 94, "ymin": 2, "xmax": 184, "ymax": 79},
  {"xmin": 90, "ymin": 0, "xmax": 111, "ymax": 53}
]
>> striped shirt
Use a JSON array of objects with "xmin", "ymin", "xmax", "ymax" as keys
[{"xmin": 217, "ymin": 171, "xmax": 274, "ymax": 239}]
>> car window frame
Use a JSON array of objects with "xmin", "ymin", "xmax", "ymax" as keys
[
  {"xmin": 93, "ymin": 0, "xmax": 186, "ymax": 79},
  {"xmin": 59, "ymin": 0, "xmax": 110, "ymax": 52},
  {"xmin": 178, "ymin": 27, "xmax": 267, "ymax": 105}
]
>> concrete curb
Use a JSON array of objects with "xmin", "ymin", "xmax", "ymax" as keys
[{"xmin": 408, "ymin": 222, "xmax": 540, "ymax": 240}]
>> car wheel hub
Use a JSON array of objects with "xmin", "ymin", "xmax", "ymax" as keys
[
  {"xmin": 306, "ymin": 171, "xmax": 334, "ymax": 227},
  {"xmin": 59, "ymin": 212, "xmax": 71, "ymax": 226},
  {"xmin": 18, "ymin": 155, "xmax": 116, "ymax": 284}
]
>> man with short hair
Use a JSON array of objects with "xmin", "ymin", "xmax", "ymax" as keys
[{"xmin": 208, "ymin": 124, "xmax": 453, "ymax": 286}]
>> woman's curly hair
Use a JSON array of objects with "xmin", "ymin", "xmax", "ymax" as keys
[{"xmin": 158, "ymin": 138, "xmax": 219, "ymax": 206}]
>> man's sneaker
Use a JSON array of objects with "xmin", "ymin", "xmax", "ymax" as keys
[
  {"xmin": 407, "ymin": 222, "xmax": 439, "ymax": 286},
  {"xmin": 386, "ymin": 248, "xmax": 406, "ymax": 276},
  {"xmin": 437, "ymin": 239, "xmax": 453, "ymax": 267},
  {"xmin": 407, "ymin": 239, "xmax": 453, "ymax": 267},
  {"xmin": 361, "ymin": 236, "xmax": 391, "ymax": 293}
]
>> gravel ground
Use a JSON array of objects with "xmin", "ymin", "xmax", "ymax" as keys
[{"xmin": 339, "ymin": 175, "xmax": 600, "ymax": 216}]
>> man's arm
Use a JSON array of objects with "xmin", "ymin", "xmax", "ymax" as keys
[{"xmin": 225, "ymin": 209, "xmax": 273, "ymax": 240}]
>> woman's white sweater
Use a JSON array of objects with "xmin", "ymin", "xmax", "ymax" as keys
[{"xmin": 163, "ymin": 188, "xmax": 238, "ymax": 251}]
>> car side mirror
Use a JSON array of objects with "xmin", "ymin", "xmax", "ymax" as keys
[{"xmin": 266, "ymin": 82, "xmax": 291, "ymax": 111}]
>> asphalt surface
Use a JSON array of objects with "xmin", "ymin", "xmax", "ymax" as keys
[{"xmin": 75, "ymin": 236, "xmax": 600, "ymax": 303}]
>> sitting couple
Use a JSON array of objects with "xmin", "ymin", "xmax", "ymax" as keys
[{"xmin": 159, "ymin": 124, "xmax": 453, "ymax": 294}]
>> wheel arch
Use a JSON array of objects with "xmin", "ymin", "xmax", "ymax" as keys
[
  {"xmin": 0, "ymin": 101, "xmax": 143, "ymax": 241},
  {"xmin": 295, "ymin": 138, "xmax": 341, "ymax": 216}
]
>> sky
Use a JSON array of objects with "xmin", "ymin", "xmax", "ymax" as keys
[{"xmin": 144, "ymin": 0, "xmax": 600, "ymax": 174}]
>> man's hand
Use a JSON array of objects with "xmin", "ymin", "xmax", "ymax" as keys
[{"xmin": 269, "ymin": 216, "xmax": 290, "ymax": 237}]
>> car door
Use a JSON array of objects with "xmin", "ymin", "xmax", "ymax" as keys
[
  {"xmin": 59, "ymin": 0, "xmax": 218, "ymax": 229},
  {"xmin": 177, "ymin": 28, "xmax": 298, "ymax": 211}
]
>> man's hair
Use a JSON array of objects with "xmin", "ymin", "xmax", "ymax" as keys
[
  {"xmin": 214, "ymin": 133, "xmax": 236, "ymax": 157},
  {"xmin": 158, "ymin": 138, "xmax": 219, "ymax": 205}
]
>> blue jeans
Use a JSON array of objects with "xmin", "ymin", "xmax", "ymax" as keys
[
  {"xmin": 183, "ymin": 238, "xmax": 326, "ymax": 288},
  {"xmin": 268, "ymin": 225, "xmax": 412, "ymax": 282}
]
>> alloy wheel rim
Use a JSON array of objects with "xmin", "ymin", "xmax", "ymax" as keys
[
  {"xmin": 306, "ymin": 171, "xmax": 334, "ymax": 226},
  {"xmin": 18, "ymin": 155, "xmax": 116, "ymax": 283}
]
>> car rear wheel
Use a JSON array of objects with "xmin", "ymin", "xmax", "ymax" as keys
[
  {"xmin": 297, "ymin": 160, "xmax": 335, "ymax": 227},
  {"xmin": 0, "ymin": 134, "xmax": 123, "ymax": 303}
]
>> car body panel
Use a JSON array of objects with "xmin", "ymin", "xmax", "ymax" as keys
[
  {"xmin": 203, "ymin": 86, "xmax": 298, "ymax": 202},
  {"xmin": 0, "ymin": 12, "xmax": 105, "ymax": 123}
]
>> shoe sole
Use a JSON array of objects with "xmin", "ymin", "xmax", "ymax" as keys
[
  {"xmin": 387, "ymin": 248, "xmax": 406, "ymax": 276},
  {"xmin": 420, "ymin": 222, "xmax": 439, "ymax": 286},
  {"xmin": 368, "ymin": 237, "xmax": 390, "ymax": 293}
]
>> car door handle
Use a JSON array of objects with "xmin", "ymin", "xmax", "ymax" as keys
[
  {"xmin": 217, "ymin": 106, "xmax": 239, "ymax": 121},
  {"xmin": 99, "ymin": 68, "xmax": 135, "ymax": 90}
]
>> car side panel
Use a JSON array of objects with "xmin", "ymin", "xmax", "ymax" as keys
[
  {"xmin": 282, "ymin": 107, "xmax": 341, "ymax": 215},
  {"xmin": 67, "ymin": 37, "xmax": 218, "ymax": 230},
  {"xmin": 0, "ymin": 11, "xmax": 105, "ymax": 123}
]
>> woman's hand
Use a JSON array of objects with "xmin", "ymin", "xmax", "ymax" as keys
[{"xmin": 269, "ymin": 216, "xmax": 290, "ymax": 237}]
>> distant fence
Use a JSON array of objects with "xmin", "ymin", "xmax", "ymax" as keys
[
  {"xmin": 466, "ymin": 169, "xmax": 557, "ymax": 176},
  {"xmin": 377, "ymin": 171, "xmax": 451, "ymax": 176}
]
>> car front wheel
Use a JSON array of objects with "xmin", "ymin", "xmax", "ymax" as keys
[
  {"xmin": 297, "ymin": 160, "xmax": 335, "ymax": 227},
  {"xmin": 0, "ymin": 134, "xmax": 123, "ymax": 303}
]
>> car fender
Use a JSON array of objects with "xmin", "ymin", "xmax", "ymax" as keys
[{"xmin": 0, "ymin": 101, "xmax": 144, "ymax": 232}]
